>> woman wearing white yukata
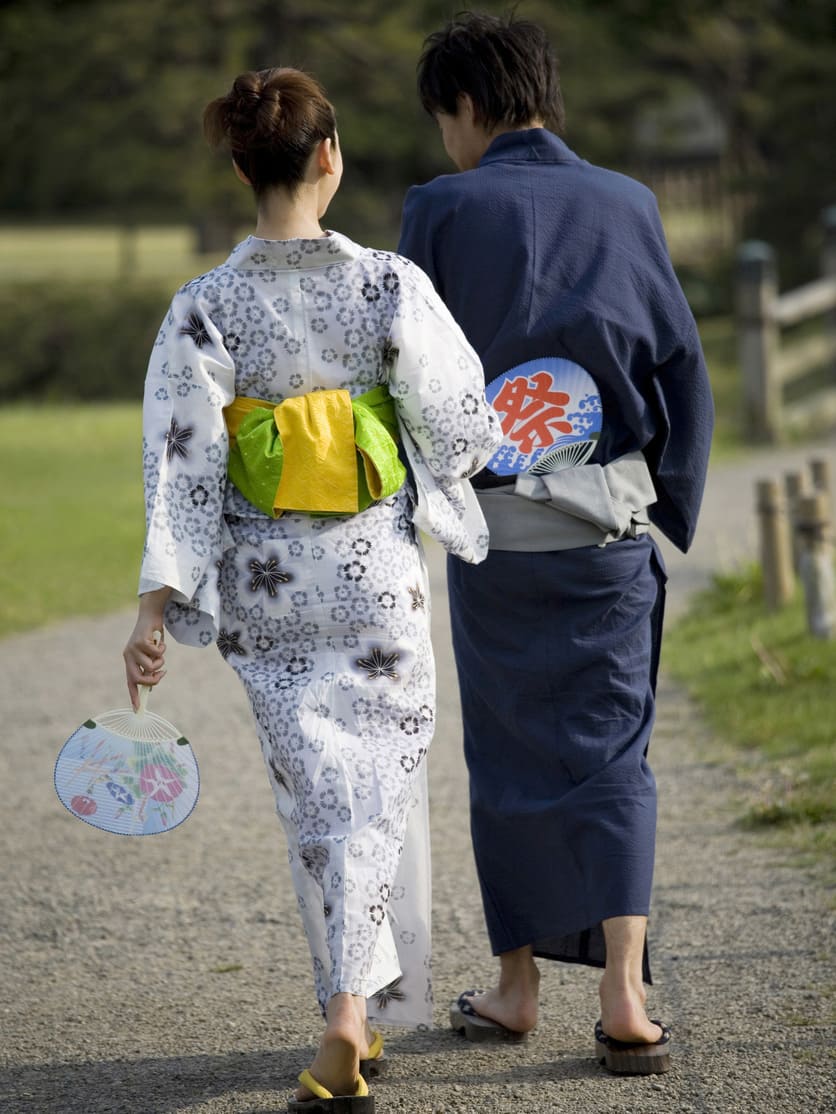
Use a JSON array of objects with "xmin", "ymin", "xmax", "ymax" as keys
[{"xmin": 123, "ymin": 67, "xmax": 501, "ymax": 1112}]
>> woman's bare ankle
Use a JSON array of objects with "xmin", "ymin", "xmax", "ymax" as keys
[{"xmin": 296, "ymin": 993, "xmax": 366, "ymax": 1100}]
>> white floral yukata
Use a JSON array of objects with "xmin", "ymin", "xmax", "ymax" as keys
[{"xmin": 138, "ymin": 231, "xmax": 501, "ymax": 1027}]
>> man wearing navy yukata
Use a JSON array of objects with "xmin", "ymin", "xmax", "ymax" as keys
[{"xmin": 398, "ymin": 10, "xmax": 713, "ymax": 1074}]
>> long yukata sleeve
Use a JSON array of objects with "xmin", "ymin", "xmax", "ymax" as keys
[
  {"xmin": 139, "ymin": 284, "xmax": 236, "ymax": 646},
  {"xmin": 388, "ymin": 262, "xmax": 502, "ymax": 563},
  {"xmin": 640, "ymin": 204, "xmax": 714, "ymax": 554}
]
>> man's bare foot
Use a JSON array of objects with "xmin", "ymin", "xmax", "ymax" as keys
[
  {"xmin": 295, "ymin": 993, "xmax": 367, "ymax": 1101},
  {"xmin": 466, "ymin": 947, "xmax": 540, "ymax": 1033},
  {"xmin": 598, "ymin": 973, "xmax": 663, "ymax": 1045},
  {"xmin": 599, "ymin": 916, "xmax": 664, "ymax": 1045}
]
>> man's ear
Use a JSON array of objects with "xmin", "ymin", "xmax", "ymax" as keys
[
  {"xmin": 457, "ymin": 92, "xmax": 477, "ymax": 124},
  {"xmin": 232, "ymin": 159, "xmax": 251, "ymax": 186}
]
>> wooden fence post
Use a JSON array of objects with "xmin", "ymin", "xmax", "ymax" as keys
[
  {"xmin": 810, "ymin": 457, "xmax": 832, "ymax": 500},
  {"xmin": 822, "ymin": 205, "xmax": 836, "ymax": 373},
  {"xmin": 756, "ymin": 478, "xmax": 795, "ymax": 609},
  {"xmin": 784, "ymin": 471, "xmax": 806, "ymax": 573},
  {"xmin": 737, "ymin": 242, "xmax": 780, "ymax": 442},
  {"xmin": 796, "ymin": 492, "xmax": 835, "ymax": 639}
]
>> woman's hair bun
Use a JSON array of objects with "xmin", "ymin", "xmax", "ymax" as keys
[
  {"xmin": 203, "ymin": 67, "xmax": 337, "ymax": 195},
  {"xmin": 227, "ymin": 73, "xmax": 282, "ymax": 142}
]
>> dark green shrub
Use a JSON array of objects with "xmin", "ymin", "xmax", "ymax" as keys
[
  {"xmin": 0, "ymin": 280, "xmax": 171, "ymax": 401},
  {"xmin": 674, "ymin": 253, "xmax": 735, "ymax": 321}
]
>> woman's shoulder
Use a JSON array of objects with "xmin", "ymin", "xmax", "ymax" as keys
[
  {"xmin": 178, "ymin": 258, "xmax": 236, "ymax": 299},
  {"xmin": 340, "ymin": 239, "xmax": 432, "ymax": 295}
]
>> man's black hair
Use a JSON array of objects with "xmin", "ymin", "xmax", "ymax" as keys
[{"xmin": 417, "ymin": 10, "xmax": 564, "ymax": 132}]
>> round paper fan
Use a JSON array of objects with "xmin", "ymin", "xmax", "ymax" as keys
[
  {"xmin": 54, "ymin": 636, "xmax": 199, "ymax": 836},
  {"xmin": 485, "ymin": 357, "xmax": 603, "ymax": 477}
]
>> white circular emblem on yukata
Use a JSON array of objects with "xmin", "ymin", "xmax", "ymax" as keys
[{"xmin": 485, "ymin": 356, "xmax": 603, "ymax": 476}]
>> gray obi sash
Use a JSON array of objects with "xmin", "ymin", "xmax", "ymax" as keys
[{"xmin": 476, "ymin": 451, "xmax": 657, "ymax": 553}]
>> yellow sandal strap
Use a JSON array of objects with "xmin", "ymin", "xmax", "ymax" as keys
[
  {"xmin": 366, "ymin": 1030, "xmax": 384, "ymax": 1060},
  {"xmin": 297, "ymin": 1069, "xmax": 369, "ymax": 1099},
  {"xmin": 297, "ymin": 1070, "xmax": 333, "ymax": 1100}
]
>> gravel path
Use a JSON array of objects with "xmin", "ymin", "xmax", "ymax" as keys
[{"xmin": 1, "ymin": 437, "xmax": 834, "ymax": 1113}]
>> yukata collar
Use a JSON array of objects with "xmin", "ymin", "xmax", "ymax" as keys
[
  {"xmin": 479, "ymin": 128, "xmax": 581, "ymax": 167},
  {"xmin": 227, "ymin": 229, "xmax": 363, "ymax": 271}
]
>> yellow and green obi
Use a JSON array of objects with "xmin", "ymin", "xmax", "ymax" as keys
[{"xmin": 223, "ymin": 384, "xmax": 406, "ymax": 518}]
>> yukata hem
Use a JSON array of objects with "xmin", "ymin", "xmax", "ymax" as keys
[
  {"xmin": 485, "ymin": 904, "xmax": 653, "ymax": 984},
  {"xmin": 530, "ymin": 925, "xmax": 653, "ymax": 985},
  {"xmin": 332, "ymin": 972, "xmax": 402, "ymax": 1001}
]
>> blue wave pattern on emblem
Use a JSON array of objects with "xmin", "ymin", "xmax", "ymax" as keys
[{"xmin": 485, "ymin": 358, "xmax": 603, "ymax": 476}]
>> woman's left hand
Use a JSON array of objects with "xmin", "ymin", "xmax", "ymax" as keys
[{"xmin": 123, "ymin": 588, "xmax": 172, "ymax": 710}]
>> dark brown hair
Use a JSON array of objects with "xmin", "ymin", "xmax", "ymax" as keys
[
  {"xmin": 203, "ymin": 67, "xmax": 337, "ymax": 196},
  {"xmin": 417, "ymin": 11, "xmax": 564, "ymax": 133}
]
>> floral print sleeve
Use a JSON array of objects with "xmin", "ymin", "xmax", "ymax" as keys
[
  {"xmin": 388, "ymin": 262, "xmax": 500, "ymax": 479},
  {"xmin": 138, "ymin": 285, "xmax": 236, "ymax": 645},
  {"xmin": 387, "ymin": 261, "xmax": 502, "ymax": 562}
]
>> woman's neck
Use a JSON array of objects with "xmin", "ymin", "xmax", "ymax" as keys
[{"xmin": 253, "ymin": 187, "xmax": 326, "ymax": 240}]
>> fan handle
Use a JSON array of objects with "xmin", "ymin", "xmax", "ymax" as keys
[{"xmin": 137, "ymin": 629, "xmax": 163, "ymax": 716}]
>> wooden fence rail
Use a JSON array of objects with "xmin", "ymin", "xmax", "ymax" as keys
[{"xmin": 736, "ymin": 205, "xmax": 836, "ymax": 442}]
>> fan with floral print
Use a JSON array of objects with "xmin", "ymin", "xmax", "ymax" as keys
[{"xmin": 54, "ymin": 633, "xmax": 199, "ymax": 836}]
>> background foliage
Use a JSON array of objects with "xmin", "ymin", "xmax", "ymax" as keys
[
  {"xmin": 2, "ymin": 0, "xmax": 834, "ymax": 262},
  {"xmin": 0, "ymin": 0, "xmax": 833, "ymax": 404},
  {"xmin": 0, "ymin": 281, "xmax": 166, "ymax": 400}
]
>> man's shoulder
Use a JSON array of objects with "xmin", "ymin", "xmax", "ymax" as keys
[
  {"xmin": 405, "ymin": 170, "xmax": 474, "ymax": 207},
  {"xmin": 579, "ymin": 160, "xmax": 657, "ymax": 207},
  {"xmin": 403, "ymin": 167, "xmax": 524, "ymax": 233},
  {"xmin": 409, "ymin": 156, "xmax": 656, "ymax": 209}
]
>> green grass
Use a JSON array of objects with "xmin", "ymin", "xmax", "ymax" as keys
[
  {"xmin": 0, "ymin": 403, "xmax": 145, "ymax": 637},
  {"xmin": 0, "ymin": 224, "xmax": 233, "ymax": 287},
  {"xmin": 663, "ymin": 564, "xmax": 836, "ymax": 863}
]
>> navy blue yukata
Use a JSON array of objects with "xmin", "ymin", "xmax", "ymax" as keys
[{"xmin": 398, "ymin": 128, "xmax": 713, "ymax": 976}]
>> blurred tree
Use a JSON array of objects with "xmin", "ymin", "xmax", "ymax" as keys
[
  {"xmin": 0, "ymin": 0, "xmax": 437, "ymax": 247},
  {"xmin": 0, "ymin": 0, "xmax": 231, "ymax": 219},
  {"xmin": 576, "ymin": 0, "xmax": 836, "ymax": 285},
  {"xmin": 0, "ymin": 0, "xmax": 833, "ymax": 274}
]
